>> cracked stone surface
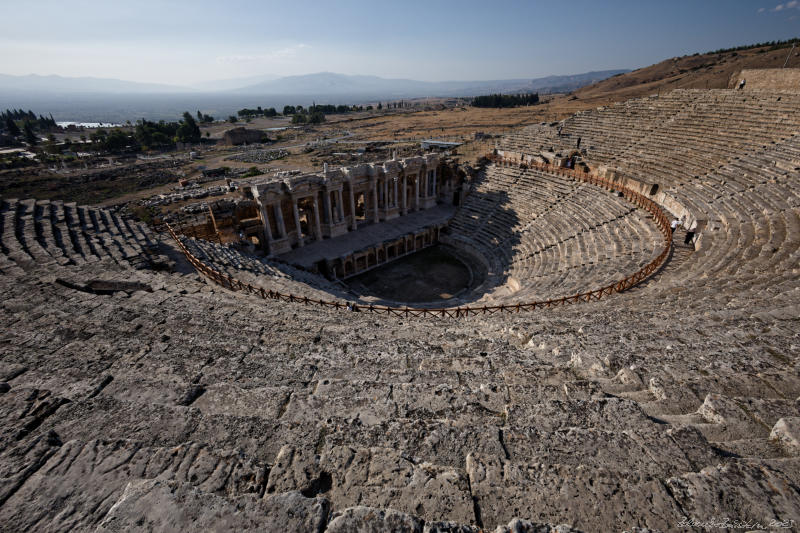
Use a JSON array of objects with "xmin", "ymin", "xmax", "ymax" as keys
[{"xmin": 3, "ymin": 88, "xmax": 800, "ymax": 531}]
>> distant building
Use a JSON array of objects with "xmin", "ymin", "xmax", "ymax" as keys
[{"xmin": 420, "ymin": 139, "xmax": 462, "ymax": 151}]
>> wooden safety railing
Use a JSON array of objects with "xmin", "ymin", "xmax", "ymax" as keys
[{"xmin": 164, "ymin": 155, "xmax": 673, "ymax": 319}]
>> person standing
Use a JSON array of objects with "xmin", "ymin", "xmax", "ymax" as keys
[{"xmin": 684, "ymin": 225, "xmax": 695, "ymax": 245}]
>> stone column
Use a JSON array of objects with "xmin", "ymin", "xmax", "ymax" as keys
[
  {"xmin": 401, "ymin": 174, "xmax": 407, "ymax": 215},
  {"xmin": 414, "ymin": 175, "xmax": 420, "ymax": 211},
  {"xmin": 348, "ymin": 183, "xmax": 357, "ymax": 230},
  {"xmin": 312, "ymin": 194, "xmax": 322, "ymax": 240},
  {"xmin": 432, "ymin": 168, "xmax": 437, "ymax": 197},
  {"xmin": 274, "ymin": 203, "xmax": 287, "ymax": 238},
  {"xmin": 372, "ymin": 180, "xmax": 380, "ymax": 222},
  {"xmin": 323, "ymin": 188, "xmax": 333, "ymax": 224},
  {"xmin": 258, "ymin": 202, "xmax": 274, "ymax": 243},
  {"xmin": 393, "ymin": 177, "xmax": 398, "ymax": 208},
  {"xmin": 336, "ymin": 190, "xmax": 345, "ymax": 224},
  {"xmin": 292, "ymin": 198, "xmax": 304, "ymax": 247}
]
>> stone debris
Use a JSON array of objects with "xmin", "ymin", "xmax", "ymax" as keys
[{"xmin": 771, "ymin": 417, "xmax": 800, "ymax": 454}]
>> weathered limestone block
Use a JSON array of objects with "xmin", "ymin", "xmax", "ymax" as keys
[
  {"xmin": 697, "ymin": 393, "xmax": 800, "ymax": 440},
  {"xmin": 0, "ymin": 439, "xmax": 267, "ymax": 531},
  {"xmin": 505, "ymin": 397, "xmax": 655, "ymax": 432},
  {"xmin": 0, "ymin": 430, "xmax": 62, "ymax": 507},
  {"xmin": 327, "ymin": 506, "xmax": 424, "ymax": 533},
  {"xmin": 466, "ymin": 453, "xmax": 683, "ymax": 531},
  {"xmin": 96, "ymin": 480, "xmax": 328, "ymax": 532},
  {"xmin": 665, "ymin": 460, "xmax": 800, "ymax": 527},
  {"xmin": 191, "ymin": 383, "xmax": 293, "ymax": 418},
  {"xmin": 0, "ymin": 387, "xmax": 70, "ymax": 446},
  {"xmin": 770, "ymin": 417, "xmax": 800, "ymax": 454},
  {"xmin": 664, "ymin": 426, "xmax": 723, "ymax": 470},
  {"xmin": 613, "ymin": 367, "xmax": 644, "ymax": 388},
  {"xmin": 265, "ymin": 445, "xmax": 476, "ymax": 525},
  {"xmin": 265, "ymin": 445, "xmax": 325, "ymax": 496},
  {"xmin": 698, "ymin": 393, "xmax": 755, "ymax": 424},
  {"xmin": 423, "ymin": 521, "xmax": 481, "ymax": 532},
  {"xmin": 392, "ymin": 382, "xmax": 507, "ymax": 422},
  {"xmin": 283, "ymin": 381, "xmax": 397, "ymax": 426},
  {"xmin": 50, "ymin": 395, "xmax": 200, "ymax": 447},
  {"xmin": 0, "ymin": 363, "xmax": 27, "ymax": 382},
  {"xmin": 648, "ymin": 377, "xmax": 667, "ymax": 401},
  {"xmin": 638, "ymin": 375, "xmax": 703, "ymax": 415},
  {"xmin": 568, "ymin": 350, "xmax": 610, "ymax": 377},
  {"xmin": 322, "ymin": 418, "xmax": 507, "ymax": 469},
  {"xmin": 502, "ymin": 426, "xmax": 702, "ymax": 476},
  {"xmin": 493, "ymin": 519, "xmax": 584, "ymax": 533},
  {"xmin": 324, "ymin": 446, "xmax": 475, "ymax": 525}
]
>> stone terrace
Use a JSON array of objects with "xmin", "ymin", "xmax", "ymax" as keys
[{"xmin": 0, "ymin": 87, "xmax": 799, "ymax": 532}]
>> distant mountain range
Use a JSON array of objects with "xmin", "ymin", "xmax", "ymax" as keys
[
  {"xmin": 0, "ymin": 73, "xmax": 191, "ymax": 94},
  {"xmin": 188, "ymin": 73, "xmax": 281, "ymax": 92},
  {"xmin": 0, "ymin": 70, "xmax": 628, "ymax": 97},
  {"xmin": 0, "ymin": 70, "xmax": 628, "ymax": 122},
  {"xmin": 229, "ymin": 70, "xmax": 629, "ymax": 97}
]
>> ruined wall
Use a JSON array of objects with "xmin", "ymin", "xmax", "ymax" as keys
[
  {"xmin": 728, "ymin": 68, "xmax": 800, "ymax": 90},
  {"xmin": 222, "ymin": 127, "xmax": 265, "ymax": 146}
]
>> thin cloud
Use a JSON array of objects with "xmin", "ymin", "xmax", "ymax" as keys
[{"xmin": 770, "ymin": 1, "xmax": 799, "ymax": 11}]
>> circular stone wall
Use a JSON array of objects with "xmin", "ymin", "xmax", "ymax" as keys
[{"xmin": 344, "ymin": 244, "xmax": 480, "ymax": 304}]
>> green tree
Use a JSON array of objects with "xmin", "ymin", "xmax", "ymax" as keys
[
  {"xmin": 307, "ymin": 112, "xmax": 326, "ymax": 124},
  {"xmin": 5, "ymin": 117, "xmax": 21, "ymax": 137},
  {"xmin": 23, "ymin": 121, "xmax": 38, "ymax": 146},
  {"xmin": 228, "ymin": 115, "xmax": 237, "ymax": 123},
  {"xmin": 176, "ymin": 112, "xmax": 201, "ymax": 143},
  {"xmin": 44, "ymin": 133, "xmax": 59, "ymax": 154},
  {"xmin": 104, "ymin": 129, "xmax": 131, "ymax": 152}
]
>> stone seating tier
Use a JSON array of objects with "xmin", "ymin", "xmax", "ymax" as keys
[
  {"xmin": 0, "ymin": 198, "xmax": 161, "ymax": 275},
  {"xmin": 1, "ymin": 87, "xmax": 799, "ymax": 531}
]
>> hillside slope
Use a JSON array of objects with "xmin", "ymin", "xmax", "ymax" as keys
[{"xmin": 571, "ymin": 43, "xmax": 800, "ymax": 104}]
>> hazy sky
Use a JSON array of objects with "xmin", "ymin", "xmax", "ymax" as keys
[{"xmin": 2, "ymin": 0, "xmax": 798, "ymax": 85}]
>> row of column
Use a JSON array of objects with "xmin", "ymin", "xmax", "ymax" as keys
[
  {"xmin": 256, "ymin": 167, "xmax": 439, "ymax": 251},
  {"xmin": 372, "ymin": 169, "xmax": 436, "ymax": 215}
]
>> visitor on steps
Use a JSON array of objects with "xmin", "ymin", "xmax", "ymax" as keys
[
  {"xmin": 670, "ymin": 218, "xmax": 680, "ymax": 234},
  {"xmin": 684, "ymin": 227, "xmax": 695, "ymax": 246}
]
